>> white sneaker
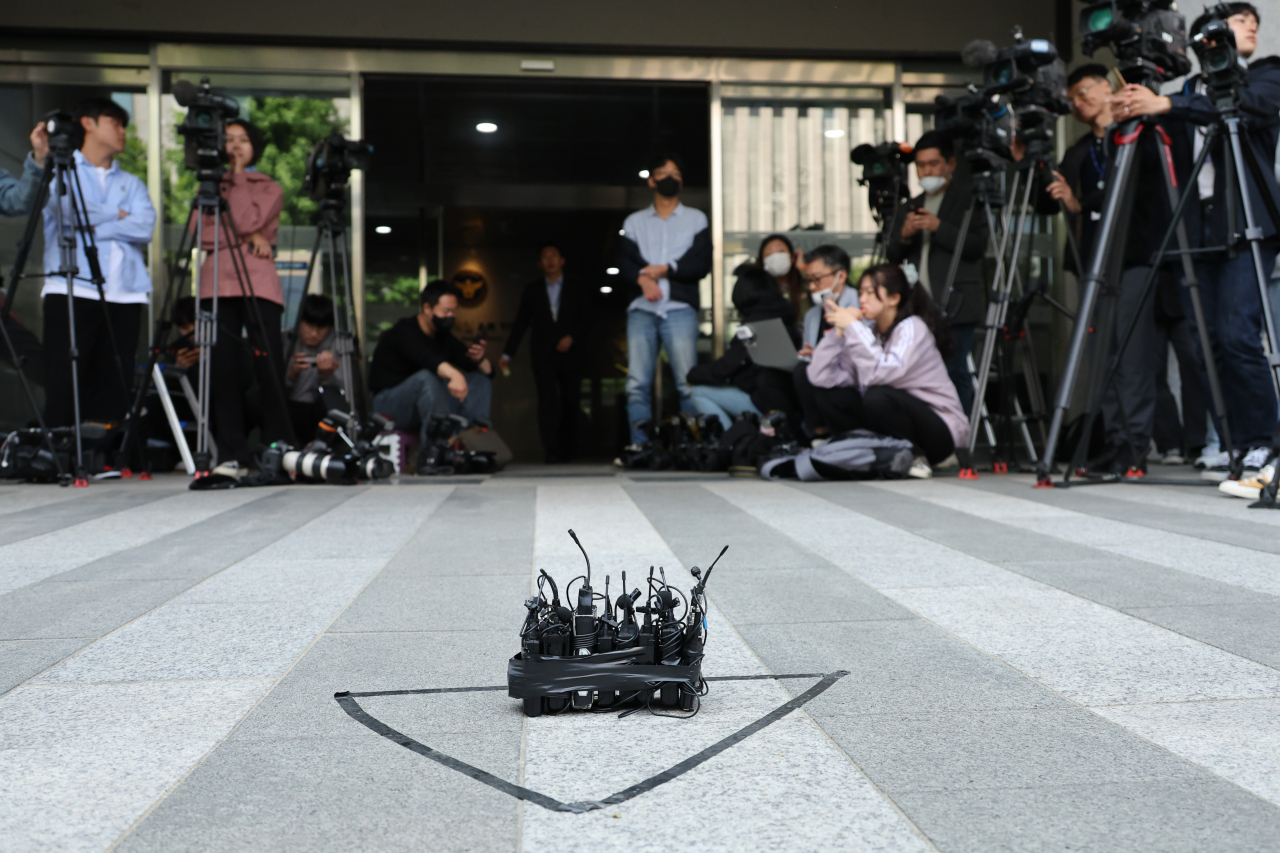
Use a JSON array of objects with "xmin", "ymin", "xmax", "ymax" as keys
[
  {"xmin": 907, "ymin": 456, "xmax": 932, "ymax": 479},
  {"xmin": 1220, "ymin": 464, "xmax": 1274, "ymax": 500},
  {"xmin": 1195, "ymin": 449, "xmax": 1230, "ymax": 470},
  {"xmin": 210, "ymin": 460, "xmax": 243, "ymax": 481},
  {"xmin": 936, "ymin": 453, "xmax": 960, "ymax": 470},
  {"xmin": 1242, "ymin": 446, "xmax": 1272, "ymax": 472},
  {"xmin": 1159, "ymin": 451, "xmax": 1185, "ymax": 465},
  {"xmin": 810, "ymin": 437, "xmax": 830, "ymax": 449}
]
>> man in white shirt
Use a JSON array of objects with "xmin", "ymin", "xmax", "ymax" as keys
[
  {"xmin": 616, "ymin": 154, "xmax": 712, "ymax": 445},
  {"xmin": 41, "ymin": 97, "xmax": 155, "ymax": 427}
]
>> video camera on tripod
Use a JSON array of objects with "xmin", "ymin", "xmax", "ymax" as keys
[
  {"xmin": 1078, "ymin": 0, "xmax": 1191, "ymax": 88},
  {"xmin": 508, "ymin": 530, "xmax": 727, "ymax": 718},
  {"xmin": 173, "ymin": 78, "xmax": 240, "ymax": 182},
  {"xmin": 850, "ymin": 142, "xmax": 914, "ymax": 232},
  {"xmin": 304, "ymin": 132, "xmax": 373, "ymax": 202}
]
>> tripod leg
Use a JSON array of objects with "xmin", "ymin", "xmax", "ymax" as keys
[{"xmin": 153, "ymin": 364, "xmax": 196, "ymax": 475}]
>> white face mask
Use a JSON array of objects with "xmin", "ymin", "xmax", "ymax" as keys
[
  {"xmin": 762, "ymin": 252, "xmax": 792, "ymax": 277},
  {"xmin": 919, "ymin": 175, "xmax": 948, "ymax": 194},
  {"xmin": 811, "ymin": 287, "xmax": 833, "ymax": 307}
]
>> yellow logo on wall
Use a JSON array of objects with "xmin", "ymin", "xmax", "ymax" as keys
[{"xmin": 452, "ymin": 269, "xmax": 488, "ymax": 307}]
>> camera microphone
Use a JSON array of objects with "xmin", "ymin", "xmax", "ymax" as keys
[
  {"xmin": 962, "ymin": 39, "xmax": 1000, "ymax": 69},
  {"xmin": 172, "ymin": 79, "xmax": 197, "ymax": 106}
]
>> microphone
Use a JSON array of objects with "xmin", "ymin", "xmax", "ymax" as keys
[
  {"xmin": 962, "ymin": 39, "xmax": 999, "ymax": 69},
  {"xmin": 172, "ymin": 79, "xmax": 198, "ymax": 107}
]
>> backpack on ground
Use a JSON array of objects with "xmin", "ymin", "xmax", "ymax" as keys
[{"xmin": 760, "ymin": 429, "xmax": 915, "ymax": 481}]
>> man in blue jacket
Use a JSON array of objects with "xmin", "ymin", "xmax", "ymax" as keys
[
  {"xmin": 616, "ymin": 154, "xmax": 712, "ymax": 445},
  {"xmin": 1112, "ymin": 2, "xmax": 1280, "ymax": 476},
  {"xmin": 41, "ymin": 97, "xmax": 155, "ymax": 427},
  {"xmin": 0, "ymin": 122, "xmax": 49, "ymax": 216}
]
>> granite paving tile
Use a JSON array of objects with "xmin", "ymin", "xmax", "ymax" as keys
[{"xmin": 0, "ymin": 638, "xmax": 90, "ymax": 694}]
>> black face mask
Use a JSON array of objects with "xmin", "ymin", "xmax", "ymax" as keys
[
  {"xmin": 654, "ymin": 176, "xmax": 681, "ymax": 198},
  {"xmin": 433, "ymin": 315, "xmax": 455, "ymax": 332}
]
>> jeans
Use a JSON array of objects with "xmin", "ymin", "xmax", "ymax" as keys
[
  {"xmin": 947, "ymin": 322, "xmax": 976, "ymax": 416},
  {"xmin": 1183, "ymin": 249, "xmax": 1278, "ymax": 449},
  {"xmin": 689, "ymin": 384, "xmax": 761, "ymax": 430},
  {"xmin": 372, "ymin": 369, "xmax": 492, "ymax": 444},
  {"xmin": 626, "ymin": 308, "xmax": 698, "ymax": 444}
]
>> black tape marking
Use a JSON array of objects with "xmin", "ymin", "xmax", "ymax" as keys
[{"xmin": 335, "ymin": 670, "xmax": 848, "ymax": 814}]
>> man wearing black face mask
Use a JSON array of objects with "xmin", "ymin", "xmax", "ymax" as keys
[
  {"xmin": 369, "ymin": 280, "xmax": 493, "ymax": 447},
  {"xmin": 617, "ymin": 153, "xmax": 712, "ymax": 445}
]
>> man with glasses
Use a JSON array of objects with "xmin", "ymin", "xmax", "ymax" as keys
[
  {"xmin": 792, "ymin": 244, "xmax": 859, "ymax": 440},
  {"xmin": 1040, "ymin": 65, "xmax": 1114, "ymax": 267}
]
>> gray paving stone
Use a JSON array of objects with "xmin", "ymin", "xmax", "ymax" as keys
[
  {"xmin": 737, "ymin": 620, "xmax": 1070, "ymax": 716},
  {"xmin": 1125, "ymin": 603, "xmax": 1280, "ymax": 670},
  {"xmin": 820, "ymin": 708, "xmax": 1209, "ymax": 794},
  {"xmin": 0, "ymin": 638, "xmax": 89, "ymax": 694},
  {"xmin": 378, "ymin": 485, "xmax": 535, "ymax": 578},
  {"xmin": 329, "ymin": 573, "xmax": 532, "ymax": 634},
  {"xmin": 0, "ymin": 579, "xmax": 194, "ymax": 640},
  {"xmin": 1002, "ymin": 558, "xmax": 1274, "ymax": 609},
  {"xmin": 0, "ymin": 486, "xmax": 175, "ymax": 548},
  {"xmin": 893, "ymin": 780, "xmax": 1280, "ymax": 853},
  {"xmin": 113, "ymin": 732, "xmax": 521, "ymax": 853},
  {"xmin": 711, "ymin": 564, "xmax": 914, "ymax": 625}
]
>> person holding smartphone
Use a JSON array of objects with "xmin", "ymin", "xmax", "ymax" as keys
[{"xmin": 283, "ymin": 294, "xmax": 347, "ymax": 441}]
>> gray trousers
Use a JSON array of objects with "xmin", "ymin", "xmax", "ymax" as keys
[
  {"xmin": 1100, "ymin": 265, "xmax": 1160, "ymax": 453},
  {"xmin": 371, "ymin": 368, "xmax": 492, "ymax": 442}
]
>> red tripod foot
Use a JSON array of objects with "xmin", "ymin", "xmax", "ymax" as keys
[
  {"xmin": 1125, "ymin": 467, "xmax": 1146, "ymax": 478},
  {"xmin": 958, "ymin": 468, "xmax": 979, "ymax": 480},
  {"xmin": 73, "ymin": 477, "xmax": 89, "ymax": 488},
  {"xmin": 121, "ymin": 468, "xmax": 133, "ymax": 479},
  {"xmin": 139, "ymin": 471, "xmax": 152, "ymax": 480},
  {"xmin": 1034, "ymin": 476, "xmax": 1055, "ymax": 488},
  {"xmin": 992, "ymin": 462, "xmax": 1009, "ymax": 474}
]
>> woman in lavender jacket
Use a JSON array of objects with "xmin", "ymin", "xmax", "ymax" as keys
[{"xmin": 804, "ymin": 263, "xmax": 969, "ymax": 476}]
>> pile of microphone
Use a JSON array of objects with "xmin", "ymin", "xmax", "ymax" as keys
[{"xmin": 508, "ymin": 530, "xmax": 726, "ymax": 719}]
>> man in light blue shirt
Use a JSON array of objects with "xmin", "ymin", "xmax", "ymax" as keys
[
  {"xmin": 616, "ymin": 154, "xmax": 711, "ymax": 444},
  {"xmin": 41, "ymin": 97, "xmax": 155, "ymax": 428}
]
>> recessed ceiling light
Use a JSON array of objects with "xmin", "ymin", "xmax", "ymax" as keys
[
  {"xmin": 618, "ymin": 229, "xmax": 625, "ymax": 236},
  {"xmin": 600, "ymin": 286, "xmax": 613, "ymax": 294},
  {"xmin": 824, "ymin": 128, "xmax": 846, "ymax": 138},
  {"xmin": 375, "ymin": 225, "xmax": 391, "ymax": 234},
  {"xmin": 606, "ymin": 267, "xmax": 619, "ymax": 275},
  {"xmin": 476, "ymin": 122, "xmax": 498, "ymax": 133},
  {"xmin": 638, "ymin": 169, "xmax": 650, "ymax": 178}
]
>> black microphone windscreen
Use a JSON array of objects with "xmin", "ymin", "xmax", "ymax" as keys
[
  {"xmin": 962, "ymin": 39, "xmax": 1000, "ymax": 69},
  {"xmin": 172, "ymin": 80, "xmax": 197, "ymax": 107}
]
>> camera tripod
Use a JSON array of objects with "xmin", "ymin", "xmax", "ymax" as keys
[
  {"xmin": 288, "ymin": 192, "xmax": 363, "ymax": 419},
  {"xmin": 120, "ymin": 175, "xmax": 297, "ymax": 477},
  {"xmin": 1034, "ymin": 107, "xmax": 1245, "ymax": 487},
  {"xmin": 3, "ymin": 121, "xmax": 145, "ymax": 486}
]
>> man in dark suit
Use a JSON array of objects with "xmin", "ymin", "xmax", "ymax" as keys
[
  {"xmin": 887, "ymin": 130, "xmax": 988, "ymax": 414},
  {"xmin": 499, "ymin": 244, "xmax": 583, "ymax": 462}
]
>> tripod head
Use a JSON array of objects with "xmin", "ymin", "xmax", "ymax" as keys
[
  {"xmin": 43, "ymin": 112, "xmax": 81, "ymax": 167},
  {"xmin": 305, "ymin": 132, "xmax": 373, "ymax": 215},
  {"xmin": 1194, "ymin": 16, "xmax": 1250, "ymax": 115},
  {"xmin": 174, "ymin": 78, "xmax": 239, "ymax": 199}
]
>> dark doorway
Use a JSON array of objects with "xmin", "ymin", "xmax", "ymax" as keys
[{"xmin": 363, "ymin": 75, "xmax": 711, "ymax": 462}]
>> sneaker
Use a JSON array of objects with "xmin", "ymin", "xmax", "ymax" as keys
[
  {"xmin": 210, "ymin": 460, "xmax": 243, "ymax": 481},
  {"xmin": 936, "ymin": 453, "xmax": 960, "ymax": 470},
  {"xmin": 1195, "ymin": 449, "xmax": 1229, "ymax": 470},
  {"xmin": 1220, "ymin": 464, "xmax": 1275, "ymax": 500},
  {"xmin": 1159, "ymin": 451, "xmax": 1185, "ymax": 465},
  {"xmin": 907, "ymin": 456, "xmax": 933, "ymax": 479},
  {"xmin": 810, "ymin": 437, "xmax": 830, "ymax": 449},
  {"xmin": 1242, "ymin": 446, "xmax": 1272, "ymax": 472}
]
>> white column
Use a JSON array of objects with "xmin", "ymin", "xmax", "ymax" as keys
[
  {"xmin": 753, "ymin": 106, "xmax": 774, "ymax": 233},
  {"xmin": 349, "ymin": 72, "xmax": 366, "ymax": 350},
  {"xmin": 907, "ymin": 112, "xmax": 924, "ymax": 197},
  {"xmin": 779, "ymin": 106, "xmax": 800, "ymax": 232},
  {"xmin": 146, "ymin": 45, "xmax": 163, "ymax": 345},
  {"xmin": 731, "ymin": 105, "xmax": 751, "ymax": 233},
  {"xmin": 852, "ymin": 107, "xmax": 877, "ymax": 233},
  {"xmin": 892, "ymin": 63, "xmax": 906, "ymax": 142},
  {"xmin": 710, "ymin": 81, "xmax": 726, "ymax": 357},
  {"xmin": 804, "ymin": 107, "xmax": 825, "ymax": 229},
  {"xmin": 830, "ymin": 106, "xmax": 851, "ymax": 232}
]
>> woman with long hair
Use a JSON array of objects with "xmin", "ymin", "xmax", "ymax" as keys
[
  {"xmin": 754, "ymin": 233, "xmax": 806, "ymax": 317},
  {"xmin": 195, "ymin": 118, "xmax": 291, "ymax": 474},
  {"xmin": 802, "ymin": 263, "xmax": 968, "ymax": 477}
]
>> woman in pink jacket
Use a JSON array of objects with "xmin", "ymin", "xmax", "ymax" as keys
[
  {"xmin": 804, "ymin": 263, "xmax": 969, "ymax": 477},
  {"xmin": 195, "ymin": 119, "xmax": 291, "ymax": 471}
]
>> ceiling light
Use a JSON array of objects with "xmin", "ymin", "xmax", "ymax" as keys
[
  {"xmin": 375, "ymin": 226, "xmax": 391, "ymax": 234},
  {"xmin": 606, "ymin": 267, "xmax": 619, "ymax": 275},
  {"xmin": 824, "ymin": 128, "xmax": 846, "ymax": 138},
  {"xmin": 476, "ymin": 122, "xmax": 498, "ymax": 133},
  {"xmin": 600, "ymin": 286, "xmax": 613, "ymax": 294},
  {"xmin": 638, "ymin": 169, "xmax": 650, "ymax": 178},
  {"xmin": 618, "ymin": 229, "xmax": 625, "ymax": 236}
]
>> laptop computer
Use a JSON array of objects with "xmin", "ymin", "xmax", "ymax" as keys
[{"xmin": 740, "ymin": 317, "xmax": 801, "ymax": 371}]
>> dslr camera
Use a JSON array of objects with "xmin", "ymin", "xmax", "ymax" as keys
[
  {"xmin": 282, "ymin": 409, "xmax": 395, "ymax": 485},
  {"xmin": 173, "ymin": 77, "xmax": 240, "ymax": 183}
]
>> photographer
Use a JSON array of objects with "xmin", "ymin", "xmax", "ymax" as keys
[
  {"xmin": 499, "ymin": 244, "xmax": 582, "ymax": 463},
  {"xmin": 0, "ymin": 122, "xmax": 49, "ymax": 216},
  {"xmin": 41, "ymin": 98, "xmax": 155, "ymax": 428},
  {"xmin": 617, "ymin": 153, "xmax": 712, "ymax": 444},
  {"xmin": 369, "ymin": 280, "xmax": 492, "ymax": 448},
  {"xmin": 687, "ymin": 264, "xmax": 802, "ymax": 430},
  {"xmin": 804, "ymin": 263, "xmax": 968, "ymax": 478},
  {"xmin": 195, "ymin": 118, "xmax": 290, "ymax": 472},
  {"xmin": 1110, "ymin": 2, "xmax": 1280, "ymax": 475},
  {"xmin": 284, "ymin": 294, "xmax": 347, "ymax": 442},
  {"xmin": 886, "ymin": 130, "xmax": 988, "ymax": 414}
]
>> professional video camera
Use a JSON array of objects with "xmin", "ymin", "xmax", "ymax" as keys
[
  {"xmin": 850, "ymin": 142, "xmax": 915, "ymax": 227},
  {"xmin": 173, "ymin": 77, "xmax": 240, "ymax": 182},
  {"xmin": 417, "ymin": 414, "xmax": 498, "ymax": 475},
  {"xmin": 282, "ymin": 409, "xmax": 395, "ymax": 484},
  {"xmin": 1193, "ymin": 13, "xmax": 1247, "ymax": 96},
  {"xmin": 304, "ymin": 132, "xmax": 374, "ymax": 202},
  {"xmin": 508, "ymin": 530, "xmax": 727, "ymax": 718},
  {"xmin": 1078, "ymin": 0, "xmax": 1190, "ymax": 88},
  {"xmin": 984, "ymin": 31, "xmax": 1072, "ymax": 160}
]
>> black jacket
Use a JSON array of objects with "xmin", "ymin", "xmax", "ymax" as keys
[
  {"xmin": 368, "ymin": 317, "xmax": 480, "ymax": 394},
  {"xmin": 502, "ymin": 278, "xmax": 582, "ymax": 367},
  {"xmin": 886, "ymin": 175, "xmax": 988, "ymax": 326},
  {"xmin": 1167, "ymin": 58, "xmax": 1280, "ymax": 254},
  {"xmin": 616, "ymin": 226, "xmax": 713, "ymax": 309},
  {"xmin": 1034, "ymin": 132, "xmax": 1108, "ymax": 275},
  {"xmin": 686, "ymin": 266, "xmax": 800, "ymax": 394}
]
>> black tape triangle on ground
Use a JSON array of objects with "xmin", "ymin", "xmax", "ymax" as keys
[{"xmin": 334, "ymin": 670, "xmax": 848, "ymax": 814}]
